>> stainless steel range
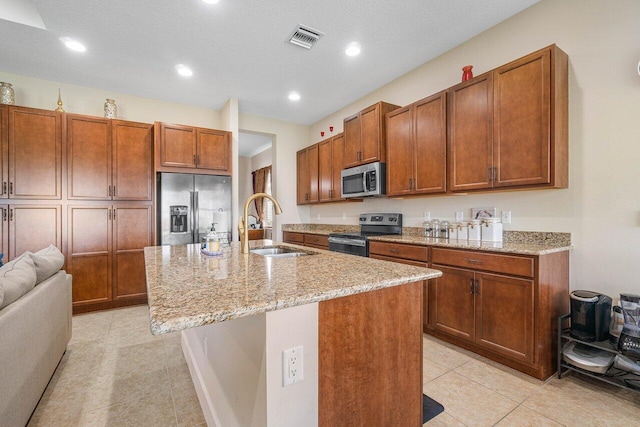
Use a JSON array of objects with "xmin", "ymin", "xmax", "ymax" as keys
[{"xmin": 328, "ymin": 213, "xmax": 402, "ymax": 257}]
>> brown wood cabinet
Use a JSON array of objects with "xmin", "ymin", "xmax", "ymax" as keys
[
  {"xmin": 68, "ymin": 205, "xmax": 152, "ymax": 313},
  {"xmin": 303, "ymin": 233, "xmax": 328, "ymax": 249},
  {"xmin": 67, "ymin": 115, "xmax": 152, "ymax": 200},
  {"xmin": 449, "ymin": 45, "xmax": 568, "ymax": 192},
  {"xmin": 429, "ymin": 247, "xmax": 568, "ymax": 379},
  {"xmin": 343, "ymin": 102, "xmax": 400, "ymax": 168},
  {"xmin": 282, "ymin": 231, "xmax": 305, "ymax": 245},
  {"xmin": 0, "ymin": 204, "xmax": 62, "ymax": 262},
  {"xmin": 296, "ymin": 144, "xmax": 318, "ymax": 205},
  {"xmin": 155, "ymin": 122, "xmax": 231, "ymax": 174},
  {"xmin": 0, "ymin": 106, "xmax": 6, "ymax": 199},
  {"xmin": 5, "ymin": 106, "xmax": 62, "ymax": 199},
  {"xmin": 386, "ymin": 92, "xmax": 447, "ymax": 196},
  {"xmin": 318, "ymin": 133, "xmax": 345, "ymax": 202}
]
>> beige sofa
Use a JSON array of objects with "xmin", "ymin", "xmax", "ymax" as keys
[{"xmin": 0, "ymin": 246, "xmax": 71, "ymax": 427}]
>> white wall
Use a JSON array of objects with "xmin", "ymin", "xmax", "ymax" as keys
[{"xmin": 307, "ymin": 0, "xmax": 640, "ymax": 297}]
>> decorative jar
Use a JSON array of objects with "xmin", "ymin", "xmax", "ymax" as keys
[
  {"xmin": 104, "ymin": 98, "xmax": 117, "ymax": 118},
  {"xmin": 468, "ymin": 220, "xmax": 482, "ymax": 241},
  {"xmin": 0, "ymin": 82, "xmax": 15, "ymax": 105},
  {"xmin": 481, "ymin": 218, "xmax": 503, "ymax": 243},
  {"xmin": 462, "ymin": 65, "xmax": 474, "ymax": 82}
]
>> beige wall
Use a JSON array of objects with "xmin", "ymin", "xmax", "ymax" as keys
[
  {"xmin": 238, "ymin": 147, "xmax": 273, "ymax": 219},
  {"xmin": 308, "ymin": 0, "xmax": 640, "ymax": 297}
]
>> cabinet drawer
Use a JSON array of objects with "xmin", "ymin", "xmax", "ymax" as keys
[
  {"xmin": 304, "ymin": 233, "xmax": 328, "ymax": 248},
  {"xmin": 369, "ymin": 241, "xmax": 428, "ymax": 263},
  {"xmin": 282, "ymin": 231, "xmax": 304, "ymax": 244},
  {"xmin": 431, "ymin": 248, "xmax": 534, "ymax": 278}
]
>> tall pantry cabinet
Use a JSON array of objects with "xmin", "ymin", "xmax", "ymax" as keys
[
  {"xmin": 66, "ymin": 114, "xmax": 153, "ymax": 313},
  {"xmin": 0, "ymin": 106, "xmax": 63, "ymax": 264}
]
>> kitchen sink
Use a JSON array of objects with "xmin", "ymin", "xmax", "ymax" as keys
[{"xmin": 250, "ymin": 246, "xmax": 316, "ymax": 258}]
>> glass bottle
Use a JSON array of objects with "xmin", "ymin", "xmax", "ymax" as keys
[
  {"xmin": 104, "ymin": 98, "xmax": 117, "ymax": 118},
  {"xmin": 0, "ymin": 82, "xmax": 15, "ymax": 105}
]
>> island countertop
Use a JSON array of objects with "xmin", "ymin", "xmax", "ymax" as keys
[{"xmin": 144, "ymin": 240, "xmax": 441, "ymax": 335}]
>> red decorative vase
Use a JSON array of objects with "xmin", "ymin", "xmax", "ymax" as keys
[{"xmin": 462, "ymin": 65, "xmax": 473, "ymax": 82}]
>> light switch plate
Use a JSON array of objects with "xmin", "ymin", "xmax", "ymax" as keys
[
  {"xmin": 455, "ymin": 211, "xmax": 463, "ymax": 222},
  {"xmin": 423, "ymin": 211, "xmax": 430, "ymax": 222},
  {"xmin": 501, "ymin": 210, "xmax": 512, "ymax": 224}
]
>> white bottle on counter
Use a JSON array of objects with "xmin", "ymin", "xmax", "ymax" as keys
[
  {"xmin": 468, "ymin": 220, "xmax": 481, "ymax": 241},
  {"xmin": 481, "ymin": 218, "xmax": 503, "ymax": 242},
  {"xmin": 457, "ymin": 222, "xmax": 469, "ymax": 241}
]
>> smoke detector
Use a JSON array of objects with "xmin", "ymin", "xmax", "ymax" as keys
[{"xmin": 288, "ymin": 24, "xmax": 324, "ymax": 49}]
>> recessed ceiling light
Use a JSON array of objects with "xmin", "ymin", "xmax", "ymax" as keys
[
  {"xmin": 175, "ymin": 64, "xmax": 193, "ymax": 77},
  {"xmin": 202, "ymin": 0, "xmax": 219, "ymax": 3},
  {"xmin": 288, "ymin": 92, "xmax": 301, "ymax": 101},
  {"xmin": 345, "ymin": 42, "xmax": 361, "ymax": 57},
  {"xmin": 60, "ymin": 37, "xmax": 86, "ymax": 52}
]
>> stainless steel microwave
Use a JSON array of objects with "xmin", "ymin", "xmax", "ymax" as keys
[{"xmin": 341, "ymin": 162, "xmax": 386, "ymax": 198}]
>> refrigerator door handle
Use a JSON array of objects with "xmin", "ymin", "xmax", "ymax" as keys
[{"xmin": 193, "ymin": 191, "xmax": 199, "ymax": 244}]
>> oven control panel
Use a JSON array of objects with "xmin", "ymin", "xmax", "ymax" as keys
[{"xmin": 358, "ymin": 213, "xmax": 402, "ymax": 226}]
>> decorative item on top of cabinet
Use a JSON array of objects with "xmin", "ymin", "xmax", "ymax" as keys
[
  {"xmin": 386, "ymin": 91, "xmax": 447, "ymax": 197},
  {"xmin": 296, "ymin": 144, "xmax": 319, "ymax": 205},
  {"xmin": 343, "ymin": 101, "xmax": 400, "ymax": 168},
  {"xmin": 318, "ymin": 133, "xmax": 345, "ymax": 202},
  {"xmin": 104, "ymin": 98, "xmax": 117, "ymax": 119},
  {"xmin": 448, "ymin": 44, "xmax": 568, "ymax": 192},
  {"xmin": 67, "ymin": 114, "xmax": 153, "ymax": 201},
  {"xmin": 55, "ymin": 89, "xmax": 65, "ymax": 112},
  {"xmin": 6, "ymin": 106, "xmax": 62, "ymax": 199},
  {"xmin": 0, "ymin": 204, "xmax": 62, "ymax": 263},
  {"xmin": 428, "ymin": 246, "xmax": 569, "ymax": 379},
  {"xmin": 0, "ymin": 82, "xmax": 14, "ymax": 105},
  {"xmin": 461, "ymin": 65, "xmax": 473, "ymax": 81},
  {"xmin": 154, "ymin": 122, "xmax": 231, "ymax": 175}
]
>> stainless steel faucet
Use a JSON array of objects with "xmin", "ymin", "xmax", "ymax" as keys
[{"xmin": 239, "ymin": 193, "xmax": 283, "ymax": 253}]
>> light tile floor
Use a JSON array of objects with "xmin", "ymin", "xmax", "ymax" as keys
[{"xmin": 29, "ymin": 306, "xmax": 640, "ymax": 426}]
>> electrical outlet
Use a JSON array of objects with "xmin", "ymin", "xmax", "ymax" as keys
[
  {"xmin": 423, "ymin": 211, "xmax": 430, "ymax": 222},
  {"xmin": 501, "ymin": 210, "xmax": 512, "ymax": 224},
  {"xmin": 282, "ymin": 346, "xmax": 304, "ymax": 386},
  {"xmin": 455, "ymin": 211, "xmax": 463, "ymax": 222}
]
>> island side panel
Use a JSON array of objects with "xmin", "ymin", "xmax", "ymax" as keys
[{"xmin": 318, "ymin": 281, "xmax": 423, "ymax": 427}]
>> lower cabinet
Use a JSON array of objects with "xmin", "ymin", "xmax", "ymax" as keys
[
  {"xmin": 282, "ymin": 231, "xmax": 329, "ymax": 250},
  {"xmin": 0, "ymin": 204, "xmax": 62, "ymax": 262},
  {"xmin": 68, "ymin": 204, "xmax": 152, "ymax": 313},
  {"xmin": 282, "ymin": 231, "xmax": 304, "ymax": 245},
  {"xmin": 369, "ymin": 241, "xmax": 429, "ymax": 332}
]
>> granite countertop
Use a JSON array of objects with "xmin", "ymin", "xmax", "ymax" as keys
[
  {"xmin": 282, "ymin": 224, "xmax": 572, "ymax": 256},
  {"xmin": 144, "ymin": 240, "xmax": 441, "ymax": 335}
]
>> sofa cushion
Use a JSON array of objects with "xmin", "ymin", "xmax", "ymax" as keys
[
  {"xmin": 28, "ymin": 245, "xmax": 65, "ymax": 285},
  {"xmin": 0, "ymin": 254, "xmax": 37, "ymax": 309}
]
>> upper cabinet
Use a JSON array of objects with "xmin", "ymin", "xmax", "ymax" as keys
[
  {"xmin": 3, "ymin": 106, "xmax": 62, "ymax": 200},
  {"xmin": 343, "ymin": 101, "xmax": 400, "ymax": 168},
  {"xmin": 449, "ymin": 45, "xmax": 568, "ymax": 192},
  {"xmin": 318, "ymin": 133, "xmax": 344, "ymax": 202},
  {"xmin": 67, "ymin": 114, "xmax": 153, "ymax": 201},
  {"xmin": 296, "ymin": 144, "xmax": 319, "ymax": 205},
  {"xmin": 386, "ymin": 91, "xmax": 447, "ymax": 197},
  {"xmin": 155, "ymin": 122, "xmax": 231, "ymax": 175}
]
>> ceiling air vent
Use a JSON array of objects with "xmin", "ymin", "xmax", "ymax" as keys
[{"xmin": 288, "ymin": 24, "xmax": 324, "ymax": 49}]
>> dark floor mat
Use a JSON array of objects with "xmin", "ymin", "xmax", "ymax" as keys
[{"xmin": 423, "ymin": 394, "xmax": 444, "ymax": 424}]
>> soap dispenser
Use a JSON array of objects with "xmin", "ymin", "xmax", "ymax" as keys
[{"xmin": 204, "ymin": 223, "xmax": 220, "ymax": 252}]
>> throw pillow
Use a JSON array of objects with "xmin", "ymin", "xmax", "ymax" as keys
[
  {"xmin": 0, "ymin": 254, "xmax": 37, "ymax": 309},
  {"xmin": 28, "ymin": 245, "xmax": 65, "ymax": 284}
]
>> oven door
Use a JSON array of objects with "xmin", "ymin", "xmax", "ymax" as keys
[{"xmin": 328, "ymin": 236, "xmax": 368, "ymax": 257}]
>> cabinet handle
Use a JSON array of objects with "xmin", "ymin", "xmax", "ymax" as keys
[
  {"xmin": 469, "ymin": 278, "xmax": 474, "ymax": 294},
  {"xmin": 108, "ymin": 186, "xmax": 112, "ymax": 197},
  {"xmin": 464, "ymin": 258, "xmax": 483, "ymax": 265},
  {"xmin": 493, "ymin": 167, "xmax": 497, "ymax": 182},
  {"xmin": 487, "ymin": 167, "xmax": 493, "ymax": 182},
  {"xmin": 389, "ymin": 248, "xmax": 399, "ymax": 254},
  {"xmin": 2, "ymin": 208, "xmax": 6, "ymax": 221},
  {"xmin": 475, "ymin": 279, "xmax": 480, "ymax": 295},
  {"xmin": 113, "ymin": 185, "xmax": 116, "ymax": 197},
  {"xmin": 108, "ymin": 208, "xmax": 111, "ymax": 220},
  {"xmin": 193, "ymin": 154, "xmax": 197, "ymax": 165},
  {"xmin": 113, "ymin": 209, "xmax": 116, "ymax": 221},
  {"xmin": 197, "ymin": 154, "xmax": 200, "ymax": 165},
  {"xmin": 2, "ymin": 182, "xmax": 5, "ymax": 195},
  {"xmin": 9, "ymin": 182, "xmax": 13, "ymax": 195},
  {"xmin": 9, "ymin": 208, "xmax": 13, "ymax": 221}
]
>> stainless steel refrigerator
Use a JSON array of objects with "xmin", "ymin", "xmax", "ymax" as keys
[{"xmin": 158, "ymin": 173, "xmax": 231, "ymax": 246}]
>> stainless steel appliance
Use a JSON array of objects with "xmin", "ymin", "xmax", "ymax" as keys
[
  {"xmin": 341, "ymin": 161, "xmax": 386, "ymax": 198},
  {"xmin": 158, "ymin": 173, "xmax": 231, "ymax": 246},
  {"xmin": 618, "ymin": 293, "xmax": 640, "ymax": 358},
  {"xmin": 569, "ymin": 290, "xmax": 612, "ymax": 342},
  {"xmin": 328, "ymin": 213, "xmax": 402, "ymax": 257}
]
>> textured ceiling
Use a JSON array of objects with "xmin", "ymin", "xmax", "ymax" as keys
[{"xmin": 0, "ymin": 0, "xmax": 538, "ymax": 125}]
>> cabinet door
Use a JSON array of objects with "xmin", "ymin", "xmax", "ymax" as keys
[
  {"xmin": 493, "ymin": 49, "xmax": 550, "ymax": 188},
  {"xmin": 68, "ymin": 206, "xmax": 111, "ymax": 305},
  {"xmin": 67, "ymin": 115, "xmax": 111, "ymax": 200},
  {"xmin": 475, "ymin": 272, "xmax": 534, "ymax": 363},
  {"xmin": 448, "ymin": 75, "xmax": 493, "ymax": 191},
  {"xmin": 112, "ymin": 120, "xmax": 153, "ymax": 200},
  {"xmin": 0, "ymin": 106, "xmax": 7, "ymax": 199},
  {"xmin": 386, "ymin": 106, "xmax": 413, "ymax": 196},
  {"xmin": 307, "ymin": 144, "xmax": 319, "ymax": 203},
  {"xmin": 0, "ymin": 207, "xmax": 7, "ymax": 262},
  {"xmin": 429, "ymin": 265, "xmax": 475, "ymax": 341},
  {"xmin": 414, "ymin": 92, "xmax": 447, "ymax": 194},
  {"xmin": 113, "ymin": 206, "xmax": 152, "ymax": 300},
  {"xmin": 331, "ymin": 133, "xmax": 344, "ymax": 200},
  {"xmin": 197, "ymin": 129, "xmax": 230, "ymax": 172},
  {"xmin": 318, "ymin": 138, "xmax": 333, "ymax": 202},
  {"xmin": 159, "ymin": 123, "xmax": 197, "ymax": 168},
  {"xmin": 9, "ymin": 107, "xmax": 62, "ymax": 199},
  {"xmin": 343, "ymin": 113, "xmax": 361, "ymax": 168},
  {"xmin": 296, "ymin": 149, "xmax": 308, "ymax": 205},
  {"xmin": 360, "ymin": 104, "xmax": 381, "ymax": 164},
  {"xmin": 9, "ymin": 205, "xmax": 62, "ymax": 262}
]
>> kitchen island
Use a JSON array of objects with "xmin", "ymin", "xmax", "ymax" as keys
[{"xmin": 144, "ymin": 240, "xmax": 441, "ymax": 427}]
